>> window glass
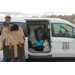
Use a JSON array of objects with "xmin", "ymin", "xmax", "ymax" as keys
[
  {"xmin": 53, "ymin": 24, "xmax": 73, "ymax": 38},
  {"xmin": 12, "ymin": 22, "xmax": 23, "ymax": 27}
]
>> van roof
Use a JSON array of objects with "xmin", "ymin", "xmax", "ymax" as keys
[
  {"xmin": 25, "ymin": 18, "xmax": 75, "ymax": 27},
  {"xmin": 0, "ymin": 17, "xmax": 74, "ymax": 27}
]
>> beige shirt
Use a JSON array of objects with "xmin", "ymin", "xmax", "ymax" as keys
[{"xmin": 0, "ymin": 26, "xmax": 25, "ymax": 57}]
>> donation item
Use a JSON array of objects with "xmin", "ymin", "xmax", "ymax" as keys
[
  {"xmin": 36, "ymin": 40, "xmax": 44, "ymax": 46},
  {"xmin": 29, "ymin": 32, "xmax": 36, "ymax": 43},
  {"xmin": 34, "ymin": 27, "xmax": 45, "ymax": 41},
  {"xmin": 43, "ymin": 45, "xmax": 50, "ymax": 52}
]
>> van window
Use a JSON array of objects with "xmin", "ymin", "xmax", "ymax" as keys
[
  {"xmin": 11, "ymin": 22, "xmax": 23, "ymax": 27},
  {"xmin": 53, "ymin": 23, "xmax": 73, "ymax": 38},
  {"xmin": 12, "ymin": 22, "xmax": 27, "ymax": 37}
]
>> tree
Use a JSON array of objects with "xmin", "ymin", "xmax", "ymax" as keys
[
  {"xmin": 50, "ymin": 15, "xmax": 57, "ymax": 18},
  {"xmin": 58, "ymin": 15, "xmax": 63, "ymax": 18}
]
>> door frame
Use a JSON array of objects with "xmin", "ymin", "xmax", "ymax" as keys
[{"xmin": 25, "ymin": 19, "xmax": 52, "ymax": 57}]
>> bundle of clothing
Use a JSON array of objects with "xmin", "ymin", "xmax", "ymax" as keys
[{"xmin": 28, "ymin": 26, "xmax": 50, "ymax": 52}]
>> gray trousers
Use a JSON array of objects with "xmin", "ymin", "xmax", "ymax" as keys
[{"xmin": 10, "ymin": 56, "xmax": 26, "ymax": 62}]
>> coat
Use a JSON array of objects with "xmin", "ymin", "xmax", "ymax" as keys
[{"xmin": 0, "ymin": 25, "xmax": 26, "ymax": 58}]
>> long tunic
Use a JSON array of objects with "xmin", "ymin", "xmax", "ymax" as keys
[{"xmin": 0, "ymin": 26, "xmax": 25, "ymax": 58}]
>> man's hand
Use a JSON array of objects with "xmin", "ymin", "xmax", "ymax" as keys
[
  {"xmin": 0, "ymin": 44, "xmax": 3, "ymax": 50},
  {"xmin": 0, "ymin": 48, "xmax": 3, "ymax": 50},
  {"xmin": 22, "ymin": 27, "xmax": 25, "ymax": 30},
  {"xmin": 0, "ymin": 26, "xmax": 3, "ymax": 31}
]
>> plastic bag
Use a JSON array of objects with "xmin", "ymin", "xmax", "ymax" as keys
[
  {"xmin": 43, "ymin": 42, "xmax": 49, "ymax": 47},
  {"xmin": 34, "ymin": 27, "xmax": 45, "ymax": 41},
  {"xmin": 29, "ymin": 32, "xmax": 35, "ymax": 39},
  {"xmin": 36, "ymin": 40, "xmax": 44, "ymax": 46},
  {"xmin": 44, "ymin": 39, "xmax": 48, "ymax": 43},
  {"xmin": 29, "ymin": 32, "xmax": 36, "ymax": 43},
  {"xmin": 43, "ymin": 45, "xmax": 50, "ymax": 52}
]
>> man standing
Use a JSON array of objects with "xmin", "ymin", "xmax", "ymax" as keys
[
  {"xmin": 0, "ymin": 14, "xmax": 25, "ymax": 62},
  {"xmin": 0, "ymin": 24, "xmax": 26, "ymax": 62},
  {"xmin": 1, "ymin": 14, "xmax": 12, "ymax": 62}
]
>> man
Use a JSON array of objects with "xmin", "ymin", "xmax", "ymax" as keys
[
  {"xmin": 0, "ymin": 14, "xmax": 12, "ymax": 62},
  {"xmin": 0, "ymin": 24, "xmax": 26, "ymax": 62},
  {"xmin": 3, "ymin": 14, "xmax": 11, "ymax": 26},
  {"xmin": 0, "ymin": 14, "xmax": 25, "ymax": 62}
]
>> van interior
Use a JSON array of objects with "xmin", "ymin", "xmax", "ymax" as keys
[{"xmin": 27, "ymin": 20, "xmax": 51, "ymax": 53}]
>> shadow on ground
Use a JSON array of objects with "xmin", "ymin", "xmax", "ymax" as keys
[
  {"xmin": 1, "ymin": 58, "xmax": 75, "ymax": 62},
  {"xmin": 26, "ymin": 58, "xmax": 75, "ymax": 62}
]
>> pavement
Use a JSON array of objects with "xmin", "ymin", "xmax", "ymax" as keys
[
  {"xmin": 1, "ymin": 58, "xmax": 75, "ymax": 62},
  {"xmin": 26, "ymin": 58, "xmax": 75, "ymax": 62}
]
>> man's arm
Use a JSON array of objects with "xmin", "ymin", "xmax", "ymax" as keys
[
  {"xmin": 0, "ymin": 23, "xmax": 4, "ymax": 32},
  {"xmin": 0, "ymin": 26, "xmax": 3, "ymax": 32}
]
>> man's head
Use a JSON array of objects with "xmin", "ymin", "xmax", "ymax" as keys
[
  {"xmin": 10, "ymin": 24, "xmax": 19, "ymax": 31},
  {"xmin": 5, "ymin": 14, "xmax": 11, "ymax": 24}
]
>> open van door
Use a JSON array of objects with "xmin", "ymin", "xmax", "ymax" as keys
[{"xmin": 25, "ymin": 18, "xmax": 52, "ymax": 58}]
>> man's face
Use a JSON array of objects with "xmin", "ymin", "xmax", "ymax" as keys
[{"xmin": 5, "ymin": 17, "xmax": 11, "ymax": 23}]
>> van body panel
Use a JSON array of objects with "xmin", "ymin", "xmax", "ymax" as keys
[{"xmin": 52, "ymin": 37, "xmax": 75, "ymax": 57}]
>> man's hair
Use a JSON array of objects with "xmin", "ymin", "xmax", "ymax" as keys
[{"xmin": 11, "ymin": 24, "xmax": 19, "ymax": 31}]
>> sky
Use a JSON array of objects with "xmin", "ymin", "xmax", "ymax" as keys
[{"xmin": 0, "ymin": 12, "xmax": 74, "ymax": 18}]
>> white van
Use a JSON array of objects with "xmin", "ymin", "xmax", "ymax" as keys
[{"xmin": 0, "ymin": 17, "xmax": 75, "ymax": 60}]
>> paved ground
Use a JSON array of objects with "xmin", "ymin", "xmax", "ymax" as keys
[
  {"xmin": 26, "ymin": 58, "xmax": 75, "ymax": 62},
  {"xmin": 1, "ymin": 58, "xmax": 75, "ymax": 62}
]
